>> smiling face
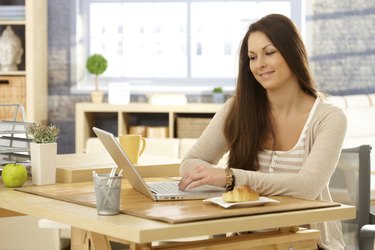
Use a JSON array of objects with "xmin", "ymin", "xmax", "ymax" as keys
[{"xmin": 247, "ymin": 31, "xmax": 297, "ymax": 91}]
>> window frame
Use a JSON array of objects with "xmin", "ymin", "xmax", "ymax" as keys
[{"xmin": 71, "ymin": 0, "xmax": 304, "ymax": 94}]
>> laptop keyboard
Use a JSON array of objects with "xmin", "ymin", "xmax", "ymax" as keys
[{"xmin": 147, "ymin": 182, "xmax": 184, "ymax": 195}]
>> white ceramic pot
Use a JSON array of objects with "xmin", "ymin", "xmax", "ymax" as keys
[
  {"xmin": 212, "ymin": 93, "xmax": 224, "ymax": 103},
  {"xmin": 30, "ymin": 142, "xmax": 57, "ymax": 185}
]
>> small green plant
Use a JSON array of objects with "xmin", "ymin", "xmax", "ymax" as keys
[
  {"xmin": 26, "ymin": 123, "xmax": 60, "ymax": 144},
  {"xmin": 213, "ymin": 86, "xmax": 223, "ymax": 93},
  {"xmin": 86, "ymin": 54, "xmax": 108, "ymax": 91}
]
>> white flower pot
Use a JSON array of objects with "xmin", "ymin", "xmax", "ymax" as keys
[
  {"xmin": 30, "ymin": 142, "xmax": 57, "ymax": 185},
  {"xmin": 212, "ymin": 93, "xmax": 224, "ymax": 103}
]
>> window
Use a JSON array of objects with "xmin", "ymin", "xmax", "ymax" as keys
[{"xmin": 72, "ymin": 0, "xmax": 302, "ymax": 93}]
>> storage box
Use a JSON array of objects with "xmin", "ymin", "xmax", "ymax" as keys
[
  {"xmin": 129, "ymin": 126, "xmax": 147, "ymax": 137},
  {"xmin": 0, "ymin": 76, "xmax": 26, "ymax": 121},
  {"xmin": 146, "ymin": 126, "xmax": 169, "ymax": 138},
  {"xmin": 176, "ymin": 117, "xmax": 211, "ymax": 138}
]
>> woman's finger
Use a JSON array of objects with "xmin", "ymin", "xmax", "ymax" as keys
[{"xmin": 178, "ymin": 165, "xmax": 207, "ymax": 190}]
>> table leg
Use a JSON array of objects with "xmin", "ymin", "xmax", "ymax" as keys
[
  {"xmin": 71, "ymin": 227, "xmax": 111, "ymax": 250},
  {"xmin": 107, "ymin": 236, "xmax": 152, "ymax": 250},
  {"xmin": 71, "ymin": 227, "xmax": 152, "ymax": 250},
  {"xmin": 0, "ymin": 208, "xmax": 25, "ymax": 218},
  {"xmin": 128, "ymin": 242, "xmax": 153, "ymax": 250}
]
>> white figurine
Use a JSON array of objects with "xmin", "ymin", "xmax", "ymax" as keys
[{"xmin": 0, "ymin": 26, "xmax": 24, "ymax": 71}]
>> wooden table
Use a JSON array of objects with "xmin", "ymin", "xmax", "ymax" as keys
[{"xmin": 0, "ymin": 180, "xmax": 355, "ymax": 250}]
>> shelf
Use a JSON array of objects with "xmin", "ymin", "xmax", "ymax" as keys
[
  {"xmin": 0, "ymin": 20, "xmax": 26, "ymax": 25},
  {"xmin": 0, "ymin": 71, "xmax": 26, "ymax": 76},
  {"xmin": 75, "ymin": 102, "xmax": 223, "ymax": 153},
  {"xmin": 0, "ymin": 0, "xmax": 47, "ymax": 124}
]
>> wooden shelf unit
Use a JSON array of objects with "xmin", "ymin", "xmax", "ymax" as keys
[
  {"xmin": 75, "ymin": 102, "xmax": 222, "ymax": 153},
  {"xmin": 0, "ymin": 0, "xmax": 47, "ymax": 124}
]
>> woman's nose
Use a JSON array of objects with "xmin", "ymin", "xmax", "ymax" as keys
[{"xmin": 256, "ymin": 56, "xmax": 266, "ymax": 68}]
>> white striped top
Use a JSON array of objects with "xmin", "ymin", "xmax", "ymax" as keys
[{"xmin": 258, "ymin": 98, "xmax": 320, "ymax": 173}]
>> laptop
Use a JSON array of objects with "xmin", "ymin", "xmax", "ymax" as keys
[{"xmin": 93, "ymin": 127, "xmax": 225, "ymax": 201}]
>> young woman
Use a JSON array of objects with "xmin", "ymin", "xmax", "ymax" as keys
[{"xmin": 178, "ymin": 14, "xmax": 347, "ymax": 249}]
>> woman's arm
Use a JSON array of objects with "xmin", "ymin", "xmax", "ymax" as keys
[
  {"xmin": 178, "ymin": 99, "xmax": 232, "ymax": 190},
  {"xmin": 179, "ymin": 99, "xmax": 232, "ymax": 175}
]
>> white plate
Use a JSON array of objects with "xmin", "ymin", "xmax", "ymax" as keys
[{"xmin": 203, "ymin": 196, "xmax": 280, "ymax": 209}]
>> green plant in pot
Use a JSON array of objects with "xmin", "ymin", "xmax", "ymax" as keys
[
  {"xmin": 86, "ymin": 54, "xmax": 108, "ymax": 103},
  {"xmin": 26, "ymin": 123, "xmax": 60, "ymax": 185},
  {"xmin": 213, "ymin": 86, "xmax": 223, "ymax": 93},
  {"xmin": 212, "ymin": 86, "xmax": 224, "ymax": 103},
  {"xmin": 26, "ymin": 123, "xmax": 60, "ymax": 144}
]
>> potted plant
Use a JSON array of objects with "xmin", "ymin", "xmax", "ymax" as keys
[
  {"xmin": 86, "ymin": 54, "xmax": 108, "ymax": 103},
  {"xmin": 212, "ymin": 86, "xmax": 224, "ymax": 103},
  {"xmin": 26, "ymin": 123, "xmax": 60, "ymax": 185}
]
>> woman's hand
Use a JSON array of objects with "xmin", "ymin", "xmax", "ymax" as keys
[{"xmin": 178, "ymin": 165, "xmax": 227, "ymax": 191}]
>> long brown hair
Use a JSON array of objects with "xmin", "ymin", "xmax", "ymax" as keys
[{"xmin": 224, "ymin": 14, "xmax": 318, "ymax": 171}]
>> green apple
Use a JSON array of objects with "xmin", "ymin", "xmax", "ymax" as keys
[{"xmin": 2, "ymin": 162, "xmax": 28, "ymax": 188}]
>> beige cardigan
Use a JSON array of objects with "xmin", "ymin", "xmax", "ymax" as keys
[{"xmin": 180, "ymin": 97, "xmax": 347, "ymax": 250}]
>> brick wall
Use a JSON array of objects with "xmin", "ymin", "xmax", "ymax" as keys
[
  {"xmin": 48, "ymin": 0, "xmax": 86, "ymax": 153},
  {"xmin": 307, "ymin": 0, "xmax": 375, "ymax": 95}
]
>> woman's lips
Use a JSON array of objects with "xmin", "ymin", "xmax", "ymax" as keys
[{"xmin": 259, "ymin": 71, "xmax": 274, "ymax": 78}]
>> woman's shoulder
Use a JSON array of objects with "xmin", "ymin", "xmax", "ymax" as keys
[
  {"xmin": 314, "ymin": 97, "xmax": 347, "ymax": 123},
  {"xmin": 317, "ymin": 97, "xmax": 346, "ymax": 113},
  {"xmin": 224, "ymin": 96, "xmax": 235, "ymax": 106},
  {"xmin": 219, "ymin": 96, "xmax": 235, "ymax": 114}
]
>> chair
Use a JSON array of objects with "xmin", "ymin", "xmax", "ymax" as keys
[{"xmin": 329, "ymin": 145, "xmax": 374, "ymax": 250}]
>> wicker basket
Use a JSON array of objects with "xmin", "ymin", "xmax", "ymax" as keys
[
  {"xmin": 176, "ymin": 117, "xmax": 211, "ymax": 138},
  {"xmin": 0, "ymin": 76, "xmax": 26, "ymax": 121}
]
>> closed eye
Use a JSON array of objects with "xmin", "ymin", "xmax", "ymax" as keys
[
  {"xmin": 265, "ymin": 51, "xmax": 277, "ymax": 56},
  {"xmin": 248, "ymin": 50, "xmax": 277, "ymax": 61}
]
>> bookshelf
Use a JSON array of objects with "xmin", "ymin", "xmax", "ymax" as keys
[
  {"xmin": 75, "ymin": 102, "xmax": 222, "ymax": 153},
  {"xmin": 0, "ymin": 0, "xmax": 47, "ymax": 124}
]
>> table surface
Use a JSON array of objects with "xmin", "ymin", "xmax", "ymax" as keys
[
  {"xmin": 0, "ymin": 181, "xmax": 356, "ymax": 244},
  {"xmin": 14, "ymin": 180, "xmax": 352, "ymax": 224}
]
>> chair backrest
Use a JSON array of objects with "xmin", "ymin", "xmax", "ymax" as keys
[{"xmin": 329, "ymin": 145, "xmax": 372, "ymax": 249}]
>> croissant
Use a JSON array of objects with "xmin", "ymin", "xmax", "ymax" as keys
[{"xmin": 222, "ymin": 185, "xmax": 259, "ymax": 203}]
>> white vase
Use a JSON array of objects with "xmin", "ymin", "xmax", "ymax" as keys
[
  {"xmin": 212, "ymin": 93, "xmax": 224, "ymax": 103},
  {"xmin": 30, "ymin": 142, "xmax": 57, "ymax": 185},
  {"xmin": 108, "ymin": 82, "xmax": 130, "ymax": 104}
]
